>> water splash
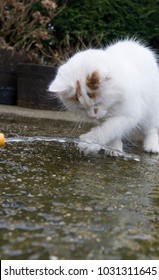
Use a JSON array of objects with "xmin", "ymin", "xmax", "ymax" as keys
[{"xmin": 5, "ymin": 136, "xmax": 140, "ymax": 161}]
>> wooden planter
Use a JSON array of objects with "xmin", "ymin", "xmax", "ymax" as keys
[
  {"xmin": 17, "ymin": 64, "xmax": 62, "ymax": 110},
  {"xmin": 0, "ymin": 65, "xmax": 17, "ymax": 105},
  {"xmin": 0, "ymin": 49, "xmax": 28, "ymax": 105}
]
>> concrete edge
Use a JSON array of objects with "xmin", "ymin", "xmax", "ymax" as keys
[{"xmin": 0, "ymin": 105, "xmax": 81, "ymax": 122}]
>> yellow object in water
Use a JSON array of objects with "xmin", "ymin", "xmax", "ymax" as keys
[{"xmin": 0, "ymin": 133, "xmax": 5, "ymax": 147}]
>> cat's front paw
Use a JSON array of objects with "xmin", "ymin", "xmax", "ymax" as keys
[
  {"xmin": 78, "ymin": 132, "xmax": 101, "ymax": 155},
  {"xmin": 78, "ymin": 141, "xmax": 101, "ymax": 155},
  {"xmin": 104, "ymin": 149, "xmax": 123, "ymax": 157},
  {"xmin": 144, "ymin": 145, "xmax": 159, "ymax": 154}
]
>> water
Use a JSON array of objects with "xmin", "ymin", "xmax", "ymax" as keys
[
  {"xmin": 5, "ymin": 136, "xmax": 140, "ymax": 161},
  {"xmin": 0, "ymin": 115, "xmax": 159, "ymax": 260}
]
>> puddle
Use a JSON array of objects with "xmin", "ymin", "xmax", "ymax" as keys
[{"xmin": 0, "ymin": 115, "xmax": 159, "ymax": 259}]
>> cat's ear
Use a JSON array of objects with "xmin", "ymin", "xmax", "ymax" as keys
[{"xmin": 48, "ymin": 78, "xmax": 66, "ymax": 93}]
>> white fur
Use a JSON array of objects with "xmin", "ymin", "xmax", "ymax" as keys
[{"xmin": 49, "ymin": 39, "xmax": 159, "ymax": 155}]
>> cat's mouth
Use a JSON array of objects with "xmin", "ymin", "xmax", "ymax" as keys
[
  {"xmin": 77, "ymin": 107, "xmax": 108, "ymax": 123},
  {"xmin": 89, "ymin": 113, "xmax": 108, "ymax": 124},
  {"xmin": 97, "ymin": 114, "xmax": 108, "ymax": 123}
]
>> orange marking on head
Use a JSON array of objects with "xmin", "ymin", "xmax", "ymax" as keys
[
  {"xmin": 86, "ymin": 71, "xmax": 100, "ymax": 90},
  {"xmin": 69, "ymin": 95, "xmax": 79, "ymax": 102},
  {"xmin": 87, "ymin": 92, "xmax": 96, "ymax": 99},
  {"xmin": 70, "ymin": 80, "xmax": 81, "ymax": 102},
  {"xmin": 76, "ymin": 80, "xmax": 82, "ymax": 98}
]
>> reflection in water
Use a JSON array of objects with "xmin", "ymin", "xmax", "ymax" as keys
[{"xmin": 0, "ymin": 116, "xmax": 159, "ymax": 259}]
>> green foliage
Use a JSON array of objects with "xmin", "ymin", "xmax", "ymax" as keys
[{"xmin": 54, "ymin": 0, "xmax": 159, "ymax": 51}]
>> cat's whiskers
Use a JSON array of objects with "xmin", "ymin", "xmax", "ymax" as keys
[
  {"xmin": 53, "ymin": 102, "xmax": 65, "ymax": 111},
  {"xmin": 72, "ymin": 122, "xmax": 82, "ymax": 137},
  {"xmin": 63, "ymin": 101, "xmax": 75, "ymax": 111},
  {"xmin": 65, "ymin": 121, "xmax": 82, "ymax": 137}
]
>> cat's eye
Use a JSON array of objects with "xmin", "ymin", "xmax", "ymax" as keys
[
  {"xmin": 69, "ymin": 95, "xmax": 79, "ymax": 102},
  {"xmin": 87, "ymin": 92, "xmax": 96, "ymax": 99}
]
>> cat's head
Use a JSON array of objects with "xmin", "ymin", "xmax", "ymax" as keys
[{"xmin": 49, "ymin": 49, "xmax": 115, "ymax": 121}]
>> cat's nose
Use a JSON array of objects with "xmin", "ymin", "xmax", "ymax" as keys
[
  {"xmin": 94, "ymin": 107, "xmax": 98, "ymax": 114},
  {"xmin": 87, "ymin": 107, "xmax": 98, "ymax": 119}
]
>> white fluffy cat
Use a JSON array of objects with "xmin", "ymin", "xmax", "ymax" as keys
[{"xmin": 49, "ymin": 39, "xmax": 159, "ymax": 155}]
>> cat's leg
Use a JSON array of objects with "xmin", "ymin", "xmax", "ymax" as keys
[
  {"xmin": 143, "ymin": 128, "xmax": 159, "ymax": 153},
  {"xmin": 109, "ymin": 138, "xmax": 123, "ymax": 151},
  {"xmin": 79, "ymin": 115, "xmax": 135, "ymax": 155},
  {"xmin": 106, "ymin": 138, "xmax": 123, "ymax": 157}
]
